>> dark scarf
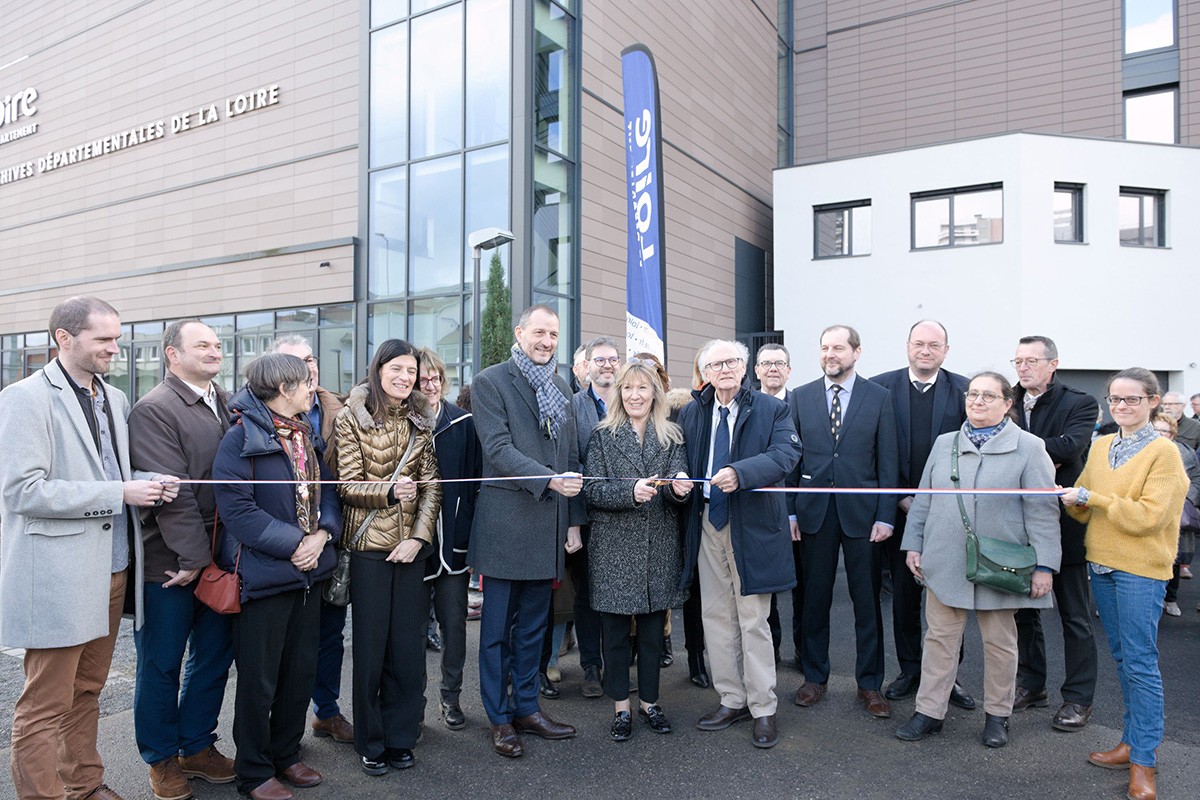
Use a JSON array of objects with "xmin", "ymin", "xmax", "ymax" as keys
[
  {"xmin": 273, "ymin": 414, "xmax": 320, "ymax": 535},
  {"xmin": 511, "ymin": 342, "xmax": 569, "ymax": 440}
]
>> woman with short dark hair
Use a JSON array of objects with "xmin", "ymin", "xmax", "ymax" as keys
[{"xmin": 214, "ymin": 353, "xmax": 342, "ymax": 800}]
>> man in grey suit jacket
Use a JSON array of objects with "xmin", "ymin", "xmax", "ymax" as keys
[
  {"xmin": 468, "ymin": 304, "xmax": 587, "ymax": 758},
  {"xmin": 0, "ymin": 296, "xmax": 178, "ymax": 800}
]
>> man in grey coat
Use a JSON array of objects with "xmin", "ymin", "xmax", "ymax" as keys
[
  {"xmin": 0, "ymin": 296, "xmax": 179, "ymax": 800},
  {"xmin": 468, "ymin": 304, "xmax": 587, "ymax": 758}
]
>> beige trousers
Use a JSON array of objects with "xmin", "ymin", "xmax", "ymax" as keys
[
  {"xmin": 11, "ymin": 571, "xmax": 126, "ymax": 800},
  {"xmin": 698, "ymin": 514, "xmax": 777, "ymax": 717},
  {"xmin": 915, "ymin": 588, "xmax": 1018, "ymax": 719}
]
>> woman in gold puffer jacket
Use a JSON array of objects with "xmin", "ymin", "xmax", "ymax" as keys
[{"xmin": 334, "ymin": 338, "xmax": 441, "ymax": 773}]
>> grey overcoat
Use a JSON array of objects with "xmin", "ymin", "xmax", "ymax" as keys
[
  {"xmin": 0, "ymin": 359, "xmax": 147, "ymax": 649},
  {"xmin": 583, "ymin": 421, "xmax": 689, "ymax": 615},
  {"xmin": 467, "ymin": 358, "xmax": 587, "ymax": 581},
  {"xmin": 901, "ymin": 421, "xmax": 1061, "ymax": 611}
]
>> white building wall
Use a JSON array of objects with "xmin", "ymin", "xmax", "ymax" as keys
[{"xmin": 774, "ymin": 133, "xmax": 1200, "ymax": 392}]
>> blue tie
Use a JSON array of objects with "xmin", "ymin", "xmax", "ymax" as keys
[{"xmin": 710, "ymin": 406, "xmax": 731, "ymax": 529}]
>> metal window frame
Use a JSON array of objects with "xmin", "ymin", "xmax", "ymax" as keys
[
  {"xmin": 812, "ymin": 199, "xmax": 871, "ymax": 260},
  {"xmin": 910, "ymin": 183, "xmax": 1004, "ymax": 251},
  {"xmin": 1119, "ymin": 186, "xmax": 1168, "ymax": 248},
  {"xmin": 1122, "ymin": 0, "xmax": 1178, "ymax": 57},
  {"xmin": 1053, "ymin": 182, "xmax": 1085, "ymax": 245}
]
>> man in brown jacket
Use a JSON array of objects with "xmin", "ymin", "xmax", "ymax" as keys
[{"xmin": 128, "ymin": 320, "xmax": 235, "ymax": 800}]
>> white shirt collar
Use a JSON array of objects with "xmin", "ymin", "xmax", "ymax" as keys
[{"xmin": 908, "ymin": 369, "xmax": 938, "ymax": 387}]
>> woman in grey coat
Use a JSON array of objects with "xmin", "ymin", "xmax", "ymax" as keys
[
  {"xmin": 896, "ymin": 372, "xmax": 1061, "ymax": 749},
  {"xmin": 583, "ymin": 360, "xmax": 692, "ymax": 742}
]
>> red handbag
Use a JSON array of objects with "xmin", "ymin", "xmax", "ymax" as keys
[{"xmin": 194, "ymin": 510, "xmax": 242, "ymax": 614}]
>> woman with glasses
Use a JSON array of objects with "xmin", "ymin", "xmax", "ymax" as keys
[
  {"xmin": 1149, "ymin": 412, "xmax": 1200, "ymax": 618},
  {"xmin": 583, "ymin": 360, "xmax": 692, "ymax": 741},
  {"xmin": 1062, "ymin": 369, "xmax": 1187, "ymax": 800},
  {"xmin": 333, "ymin": 339, "xmax": 442, "ymax": 775},
  {"xmin": 213, "ymin": 354, "xmax": 341, "ymax": 800},
  {"xmin": 896, "ymin": 372, "xmax": 1060, "ymax": 749}
]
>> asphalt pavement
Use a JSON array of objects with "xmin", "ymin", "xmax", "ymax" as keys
[{"xmin": 2, "ymin": 565, "xmax": 1198, "ymax": 800}]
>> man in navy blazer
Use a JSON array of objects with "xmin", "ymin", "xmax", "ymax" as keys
[
  {"xmin": 870, "ymin": 320, "xmax": 974, "ymax": 710},
  {"xmin": 790, "ymin": 325, "xmax": 898, "ymax": 719}
]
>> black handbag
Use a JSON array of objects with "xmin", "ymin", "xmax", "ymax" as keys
[{"xmin": 952, "ymin": 437, "xmax": 1037, "ymax": 596}]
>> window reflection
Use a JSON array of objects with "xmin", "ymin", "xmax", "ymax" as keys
[
  {"xmin": 533, "ymin": 150, "xmax": 573, "ymax": 294},
  {"xmin": 535, "ymin": 1, "xmax": 573, "ymax": 156},
  {"xmin": 370, "ymin": 24, "xmax": 408, "ymax": 168},
  {"xmin": 410, "ymin": 295, "xmax": 462, "ymax": 366},
  {"xmin": 1124, "ymin": 89, "xmax": 1176, "ymax": 144},
  {"xmin": 1124, "ymin": 0, "xmax": 1174, "ymax": 54},
  {"xmin": 1053, "ymin": 184, "xmax": 1084, "ymax": 243},
  {"xmin": 369, "ymin": 302, "xmax": 407, "ymax": 356},
  {"xmin": 371, "ymin": 0, "xmax": 408, "ymax": 28},
  {"xmin": 465, "ymin": 145, "xmax": 510, "ymax": 286},
  {"xmin": 410, "ymin": 155, "xmax": 464, "ymax": 294},
  {"xmin": 411, "ymin": 5, "xmax": 464, "ymax": 159},
  {"xmin": 467, "ymin": 0, "xmax": 511, "ymax": 147},
  {"xmin": 370, "ymin": 167, "xmax": 408, "ymax": 299},
  {"xmin": 913, "ymin": 189, "xmax": 1002, "ymax": 248},
  {"xmin": 913, "ymin": 197, "xmax": 949, "ymax": 249},
  {"xmin": 1119, "ymin": 189, "xmax": 1164, "ymax": 247},
  {"xmin": 814, "ymin": 203, "xmax": 870, "ymax": 258}
]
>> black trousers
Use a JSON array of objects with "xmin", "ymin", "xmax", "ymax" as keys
[
  {"xmin": 600, "ymin": 610, "xmax": 667, "ymax": 704},
  {"xmin": 568, "ymin": 534, "xmax": 604, "ymax": 671},
  {"xmin": 350, "ymin": 553, "xmax": 429, "ymax": 758},
  {"xmin": 883, "ymin": 514, "xmax": 925, "ymax": 676},
  {"xmin": 232, "ymin": 585, "xmax": 322, "ymax": 794},
  {"xmin": 682, "ymin": 566, "xmax": 706, "ymax": 672},
  {"xmin": 429, "ymin": 570, "xmax": 470, "ymax": 704},
  {"xmin": 767, "ymin": 539, "xmax": 804, "ymax": 662},
  {"xmin": 800, "ymin": 503, "xmax": 885, "ymax": 690},
  {"xmin": 1015, "ymin": 561, "xmax": 1097, "ymax": 705}
]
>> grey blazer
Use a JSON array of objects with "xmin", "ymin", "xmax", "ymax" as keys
[
  {"xmin": 0, "ymin": 359, "xmax": 147, "ymax": 649},
  {"xmin": 901, "ymin": 421, "xmax": 1061, "ymax": 611},
  {"xmin": 573, "ymin": 388, "xmax": 602, "ymax": 462},
  {"xmin": 467, "ymin": 358, "xmax": 587, "ymax": 581}
]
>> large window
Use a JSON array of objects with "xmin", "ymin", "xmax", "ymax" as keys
[
  {"xmin": 911, "ymin": 184, "xmax": 1003, "ymax": 249},
  {"xmin": 1124, "ymin": 0, "xmax": 1175, "ymax": 54},
  {"xmin": 1119, "ymin": 187, "xmax": 1166, "ymax": 248},
  {"xmin": 1053, "ymin": 183, "xmax": 1084, "ymax": 244},
  {"xmin": 1124, "ymin": 88, "xmax": 1178, "ymax": 144},
  {"xmin": 813, "ymin": 201, "xmax": 871, "ymax": 258}
]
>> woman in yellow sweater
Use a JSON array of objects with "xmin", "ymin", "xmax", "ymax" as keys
[{"xmin": 1061, "ymin": 368, "xmax": 1187, "ymax": 800}]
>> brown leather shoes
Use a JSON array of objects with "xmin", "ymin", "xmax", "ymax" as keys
[
  {"xmin": 513, "ymin": 711, "xmax": 576, "ymax": 739},
  {"xmin": 1088, "ymin": 742, "xmax": 1131, "ymax": 770},
  {"xmin": 1128, "ymin": 764, "xmax": 1157, "ymax": 800},
  {"xmin": 248, "ymin": 777, "xmax": 293, "ymax": 800},
  {"xmin": 491, "ymin": 723, "xmax": 524, "ymax": 758},
  {"xmin": 149, "ymin": 757, "xmax": 192, "ymax": 800},
  {"xmin": 1012, "ymin": 686, "xmax": 1049, "ymax": 710},
  {"xmin": 751, "ymin": 715, "xmax": 779, "ymax": 749},
  {"xmin": 85, "ymin": 787, "xmax": 126, "ymax": 800},
  {"xmin": 1052, "ymin": 702, "xmax": 1092, "ymax": 732},
  {"xmin": 793, "ymin": 682, "xmax": 827, "ymax": 707},
  {"xmin": 857, "ymin": 689, "xmax": 892, "ymax": 719},
  {"xmin": 311, "ymin": 713, "xmax": 354, "ymax": 743},
  {"xmin": 278, "ymin": 763, "xmax": 322, "ymax": 788},
  {"xmin": 178, "ymin": 745, "xmax": 235, "ymax": 784},
  {"xmin": 695, "ymin": 704, "xmax": 752, "ymax": 731}
]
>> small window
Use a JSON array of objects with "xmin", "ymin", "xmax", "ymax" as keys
[
  {"xmin": 1124, "ymin": 87, "xmax": 1178, "ymax": 144},
  {"xmin": 1054, "ymin": 183, "xmax": 1084, "ymax": 243},
  {"xmin": 1119, "ymin": 187, "xmax": 1166, "ymax": 247},
  {"xmin": 911, "ymin": 184, "xmax": 1003, "ymax": 249},
  {"xmin": 813, "ymin": 200, "xmax": 871, "ymax": 258},
  {"xmin": 1124, "ymin": 0, "xmax": 1175, "ymax": 54}
]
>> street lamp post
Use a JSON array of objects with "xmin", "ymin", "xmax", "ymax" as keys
[{"xmin": 468, "ymin": 227, "xmax": 515, "ymax": 370}]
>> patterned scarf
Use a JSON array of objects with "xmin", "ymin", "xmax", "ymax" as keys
[
  {"xmin": 511, "ymin": 342, "xmax": 569, "ymax": 440},
  {"xmin": 965, "ymin": 418, "xmax": 1008, "ymax": 450},
  {"xmin": 273, "ymin": 414, "xmax": 320, "ymax": 535}
]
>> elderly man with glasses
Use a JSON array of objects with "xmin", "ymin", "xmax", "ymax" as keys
[{"xmin": 1010, "ymin": 335, "xmax": 1100, "ymax": 732}]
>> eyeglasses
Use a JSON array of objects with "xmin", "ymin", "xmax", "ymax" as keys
[
  {"xmin": 964, "ymin": 390, "xmax": 1003, "ymax": 404},
  {"xmin": 908, "ymin": 341, "xmax": 945, "ymax": 352},
  {"xmin": 1010, "ymin": 358, "xmax": 1051, "ymax": 368},
  {"xmin": 591, "ymin": 356, "xmax": 621, "ymax": 367},
  {"xmin": 757, "ymin": 360, "xmax": 788, "ymax": 369},
  {"xmin": 304, "ymin": 378, "xmax": 314, "ymax": 388},
  {"xmin": 1105, "ymin": 395, "xmax": 1150, "ymax": 406},
  {"xmin": 1153, "ymin": 427, "xmax": 1175, "ymax": 437},
  {"xmin": 419, "ymin": 375, "xmax": 443, "ymax": 385},
  {"xmin": 703, "ymin": 357, "xmax": 744, "ymax": 373}
]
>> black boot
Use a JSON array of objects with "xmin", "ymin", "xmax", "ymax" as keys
[
  {"xmin": 660, "ymin": 635, "xmax": 674, "ymax": 668},
  {"xmin": 894, "ymin": 712, "xmax": 943, "ymax": 742},
  {"xmin": 982, "ymin": 714, "xmax": 1009, "ymax": 748},
  {"xmin": 687, "ymin": 650, "xmax": 710, "ymax": 688}
]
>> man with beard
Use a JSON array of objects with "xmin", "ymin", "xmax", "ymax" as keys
[{"xmin": 790, "ymin": 325, "xmax": 898, "ymax": 720}]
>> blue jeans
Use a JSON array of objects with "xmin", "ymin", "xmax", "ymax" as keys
[
  {"xmin": 134, "ymin": 581, "xmax": 234, "ymax": 764},
  {"xmin": 1089, "ymin": 565, "xmax": 1167, "ymax": 767},
  {"xmin": 311, "ymin": 599, "xmax": 348, "ymax": 720}
]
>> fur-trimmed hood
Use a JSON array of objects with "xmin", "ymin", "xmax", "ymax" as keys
[
  {"xmin": 666, "ymin": 387, "xmax": 693, "ymax": 414},
  {"xmin": 345, "ymin": 383, "xmax": 437, "ymax": 433}
]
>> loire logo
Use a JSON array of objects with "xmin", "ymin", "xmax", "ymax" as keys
[{"xmin": 0, "ymin": 86, "xmax": 39, "ymax": 146}]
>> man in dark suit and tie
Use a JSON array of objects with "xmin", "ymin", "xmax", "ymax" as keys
[
  {"xmin": 790, "ymin": 325, "xmax": 899, "ymax": 719},
  {"xmin": 870, "ymin": 320, "xmax": 975, "ymax": 710},
  {"xmin": 468, "ymin": 304, "xmax": 588, "ymax": 758}
]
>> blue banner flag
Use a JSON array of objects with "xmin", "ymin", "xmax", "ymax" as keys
[{"xmin": 621, "ymin": 44, "xmax": 667, "ymax": 361}]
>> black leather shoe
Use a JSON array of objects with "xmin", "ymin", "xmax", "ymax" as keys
[
  {"xmin": 895, "ymin": 712, "xmax": 944, "ymax": 741},
  {"xmin": 639, "ymin": 705, "xmax": 672, "ymax": 734},
  {"xmin": 491, "ymin": 724, "xmax": 524, "ymax": 758},
  {"xmin": 982, "ymin": 714, "xmax": 1009, "ymax": 748},
  {"xmin": 687, "ymin": 652, "xmax": 710, "ymax": 688},
  {"xmin": 1052, "ymin": 702, "xmax": 1092, "ymax": 732},
  {"xmin": 1012, "ymin": 686, "xmax": 1048, "ymax": 711},
  {"xmin": 539, "ymin": 673, "xmax": 560, "ymax": 700},
  {"xmin": 884, "ymin": 673, "xmax": 920, "ymax": 700},
  {"xmin": 609, "ymin": 711, "xmax": 632, "ymax": 742},
  {"xmin": 660, "ymin": 637, "xmax": 674, "ymax": 668},
  {"xmin": 949, "ymin": 682, "xmax": 977, "ymax": 711},
  {"xmin": 513, "ymin": 711, "xmax": 577, "ymax": 739},
  {"xmin": 441, "ymin": 702, "xmax": 466, "ymax": 730},
  {"xmin": 384, "ymin": 749, "xmax": 414, "ymax": 770},
  {"xmin": 752, "ymin": 715, "xmax": 779, "ymax": 749},
  {"xmin": 581, "ymin": 665, "xmax": 604, "ymax": 698},
  {"xmin": 360, "ymin": 754, "xmax": 387, "ymax": 776},
  {"xmin": 695, "ymin": 704, "xmax": 752, "ymax": 731}
]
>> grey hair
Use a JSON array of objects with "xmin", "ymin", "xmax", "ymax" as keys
[
  {"xmin": 572, "ymin": 344, "xmax": 587, "ymax": 363},
  {"xmin": 162, "ymin": 318, "xmax": 203, "ymax": 352},
  {"xmin": 584, "ymin": 335, "xmax": 620, "ymax": 361},
  {"xmin": 244, "ymin": 353, "xmax": 309, "ymax": 402},
  {"xmin": 517, "ymin": 303, "xmax": 558, "ymax": 328},
  {"xmin": 755, "ymin": 342, "xmax": 790, "ymax": 363},
  {"xmin": 48, "ymin": 296, "xmax": 119, "ymax": 340},
  {"xmin": 1018, "ymin": 335, "xmax": 1058, "ymax": 360},
  {"xmin": 697, "ymin": 339, "xmax": 750, "ymax": 372},
  {"xmin": 268, "ymin": 334, "xmax": 313, "ymax": 353}
]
